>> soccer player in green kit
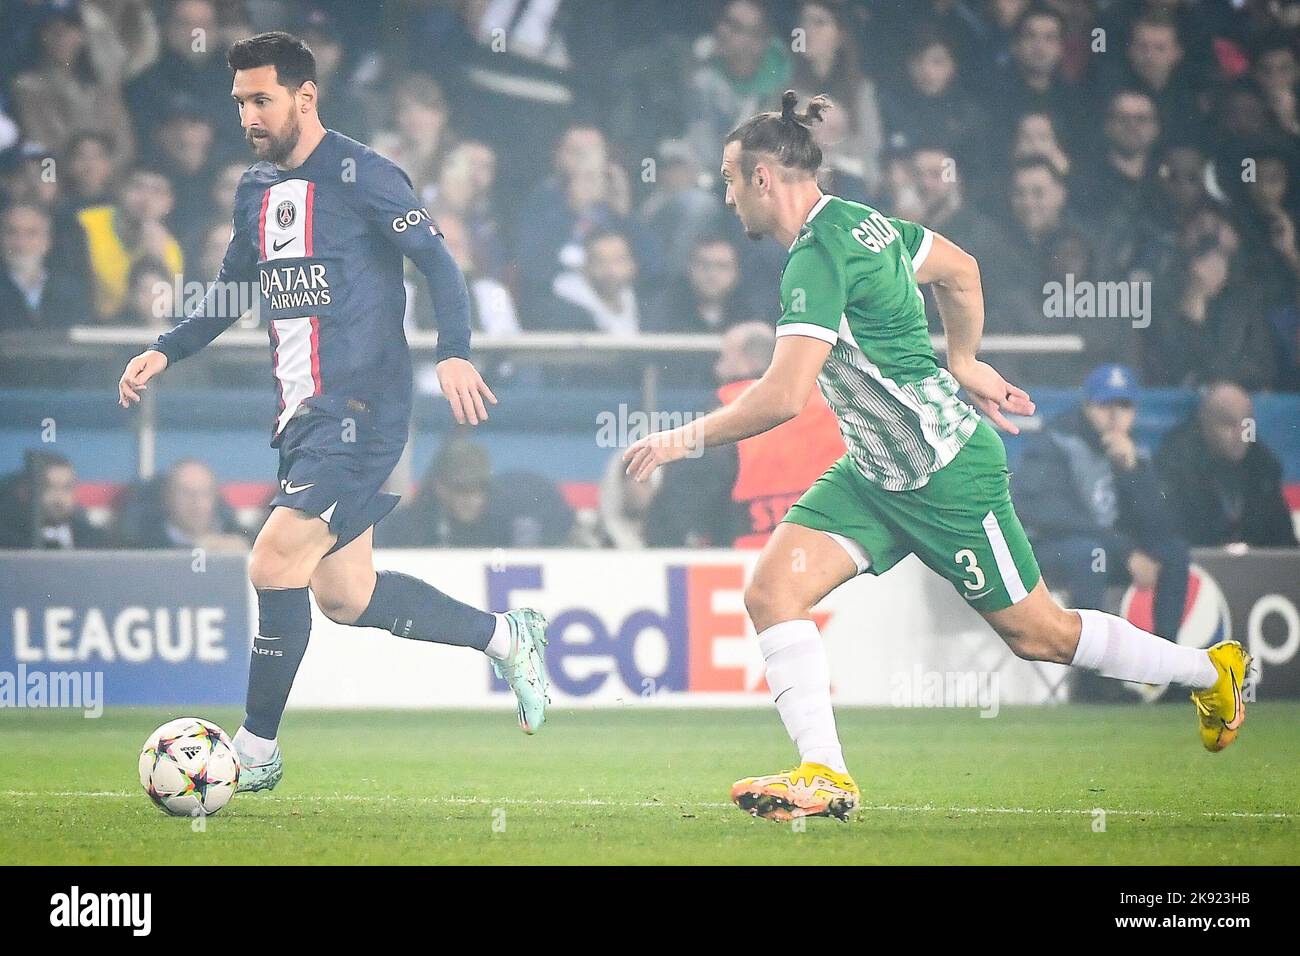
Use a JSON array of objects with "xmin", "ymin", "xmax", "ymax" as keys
[{"xmin": 623, "ymin": 93, "xmax": 1252, "ymax": 822}]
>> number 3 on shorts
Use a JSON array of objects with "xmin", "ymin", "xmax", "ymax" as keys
[{"xmin": 954, "ymin": 548, "xmax": 985, "ymax": 591}]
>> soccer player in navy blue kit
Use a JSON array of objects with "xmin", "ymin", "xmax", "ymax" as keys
[{"xmin": 117, "ymin": 33, "xmax": 549, "ymax": 792}]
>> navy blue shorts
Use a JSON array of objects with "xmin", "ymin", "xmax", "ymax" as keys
[{"xmin": 269, "ymin": 407, "xmax": 407, "ymax": 555}]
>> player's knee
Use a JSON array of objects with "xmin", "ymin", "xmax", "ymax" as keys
[
  {"xmin": 249, "ymin": 535, "xmax": 306, "ymax": 589},
  {"xmin": 744, "ymin": 578, "xmax": 804, "ymax": 633},
  {"xmin": 743, "ymin": 579, "xmax": 775, "ymax": 630},
  {"xmin": 248, "ymin": 546, "xmax": 285, "ymax": 590}
]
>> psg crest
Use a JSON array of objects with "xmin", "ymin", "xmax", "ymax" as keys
[{"xmin": 276, "ymin": 200, "xmax": 296, "ymax": 228}]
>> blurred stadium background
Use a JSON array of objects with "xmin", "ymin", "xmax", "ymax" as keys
[{"xmin": 1, "ymin": 0, "xmax": 1298, "ymax": 723}]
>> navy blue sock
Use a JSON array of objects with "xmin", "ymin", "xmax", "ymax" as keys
[
  {"xmin": 354, "ymin": 571, "xmax": 496, "ymax": 651},
  {"xmin": 243, "ymin": 587, "xmax": 312, "ymax": 740}
]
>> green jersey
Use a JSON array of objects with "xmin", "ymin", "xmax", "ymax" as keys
[{"xmin": 776, "ymin": 194, "xmax": 979, "ymax": 491}]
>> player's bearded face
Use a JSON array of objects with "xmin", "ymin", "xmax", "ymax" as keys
[
  {"xmin": 734, "ymin": 176, "xmax": 774, "ymax": 240},
  {"xmin": 725, "ymin": 173, "xmax": 764, "ymax": 239},
  {"xmin": 722, "ymin": 145, "xmax": 774, "ymax": 240},
  {"xmin": 246, "ymin": 98, "xmax": 302, "ymax": 164}
]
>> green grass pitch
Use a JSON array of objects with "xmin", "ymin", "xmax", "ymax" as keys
[{"xmin": 2, "ymin": 704, "xmax": 1298, "ymax": 865}]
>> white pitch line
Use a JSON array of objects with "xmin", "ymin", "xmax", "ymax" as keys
[
  {"xmin": 862, "ymin": 803, "xmax": 1296, "ymax": 820},
  {"xmin": 2, "ymin": 790, "xmax": 137, "ymax": 798},
  {"xmin": 1, "ymin": 790, "xmax": 1295, "ymax": 819}
]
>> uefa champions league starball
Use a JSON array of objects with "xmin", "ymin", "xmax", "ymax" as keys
[{"xmin": 138, "ymin": 717, "xmax": 241, "ymax": 817}]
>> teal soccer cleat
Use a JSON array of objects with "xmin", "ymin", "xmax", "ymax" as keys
[
  {"xmin": 234, "ymin": 746, "xmax": 283, "ymax": 794},
  {"xmin": 493, "ymin": 609, "xmax": 550, "ymax": 734}
]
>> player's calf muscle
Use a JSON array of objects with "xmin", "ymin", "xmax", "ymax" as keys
[
  {"xmin": 308, "ymin": 529, "xmax": 378, "ymax": 624},
  {"xmin": 982, "ymin": 583, "xmax": 1081, "ymax": 663},
  {"xmin": 311, "ymin": 583, "xmax": 372, "ymax": 624},
  {"xmin": 310, "ymin": 568, "xmax": 377, "ymax": 624}
]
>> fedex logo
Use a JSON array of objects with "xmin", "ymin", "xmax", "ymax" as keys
[{"xmin": 487, "ymin": 564, "xmax": 823, "ymax": 697}]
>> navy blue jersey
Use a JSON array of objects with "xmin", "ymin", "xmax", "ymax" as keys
[{"xmin": 149, "ymin": 130, "xmax": 471, "ymax": 443}]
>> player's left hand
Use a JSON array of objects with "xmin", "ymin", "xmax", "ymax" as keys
[
  {"xmin": 623, "ymin": 428, "xmax": 699, "ymax": 482},
  {"xmin": 953, "ymin": 360, "xmax": 1035, "ymax": 435},
  {"xmin": 436, "ymin": 357, "xmax": 497, "ymax": 425}
]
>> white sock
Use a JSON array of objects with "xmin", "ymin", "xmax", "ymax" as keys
[
  {"xmin": 484, "ymin": 613, "xmax": 513, "ymax": 661},
  {"xmin": 757, "ymin": 620, "xmax": 848, "ymax": 774},
  {"xmin": 234, "ymin": 726, "xmax": 277, "ymax": 763},
  {"xmin": 1071, "ymin": 609, "xmax": 1217, "ymax": 689}
]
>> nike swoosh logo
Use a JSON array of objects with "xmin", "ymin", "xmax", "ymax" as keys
[
  {"xmin": 255, "ymin": 635, "xmax": 281, "ymax": 642},
  {"xmin": 964, "ymin": 589, "xmax": 995, "ymax": 600},
  {"xmin": 1226, "ymin": 668, "xmax": 1245, "ymax": 730},
  {"xmin": 272, "ymin": 237, "xmax": 294, "ymax": 251},
  {"xmin": 282, "ymin": 480, "xmax": 314, "ymax": 494}
]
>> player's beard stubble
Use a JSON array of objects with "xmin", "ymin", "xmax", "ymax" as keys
[
  {"xmin": 733, "ymin": 200, "xmax": 768, "ymax": 241},
  {"xmin": 247, "ymin": 110, "xmax": 302, "ymax": 166},
  {"xmin": 736, "ymin": 210, "xmax": 765, "ymax": 241}
]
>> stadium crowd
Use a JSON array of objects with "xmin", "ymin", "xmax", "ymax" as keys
[
  {"xmin": 2, "ymin": 1, "xmax": 1300, "ymax": 382},
  {"xmin": 1, "ymin": 0, "xmax": 1298, "ymax": 562}
]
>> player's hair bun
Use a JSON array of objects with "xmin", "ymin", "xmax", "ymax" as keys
[
  {"xmin": 801, "ymin": 94, "xmax": 832, "ymax": 125},
  {"xmin": 726, "ymin": 92, "xmax": 832, "ymax": 176},
  {"xmin": 781, "ymin": 91, "xmax": 833, "ymax": 127},
  {"xmin": 780, "ymin": 90, "xmax": 800, "ymax": 121}
]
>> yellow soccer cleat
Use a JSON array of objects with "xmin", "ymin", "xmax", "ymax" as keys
[
  {"xmin": 730, "ymin": 762, "xmax": 859, "ymax": 821},
  {"xmin": 1190, "ymin": 641, "xmax": 1252, "ymax": 753}
]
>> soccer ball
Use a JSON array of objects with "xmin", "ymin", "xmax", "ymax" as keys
[{"xmin": 138, "ymin": 717, "xmax": 241, "ymax": 817}]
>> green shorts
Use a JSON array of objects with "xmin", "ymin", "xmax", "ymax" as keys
[{"xmin": 783, "ymin": 420, "xmax": 1041, "ymax": 612}]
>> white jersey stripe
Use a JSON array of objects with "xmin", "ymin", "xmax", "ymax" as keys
[
  {"xmin": 982, "ymin": 510, "xmax": 1028, "ymax": 604},
  {"xmin": 911, "ymin": 227, "xmax": 935, "ymax": 271},
  {"xmin": 833, "ymin": 313, "xmax": 976, "ymax": 486},
  {"xmin": 272, "ymin": 317, "xmax": 316, "ymax": 434},
  {"xmin": 260, "ymin": 179, "xmax": 319, "ymax": 434},
  {"xmin": 822, "ymin": 530, "xmax": 871, "ymax": 574},
  {"xmin": 262, "ymin": 179, "xmax": 310, "ymax": 260},
  {"xmin": 775, "ymin": 322, "xmax": 839, "ymax": 345}
]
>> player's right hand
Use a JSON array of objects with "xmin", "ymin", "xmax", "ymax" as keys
[
  {"xmin": 952, "ymin": 359, "xmax": 1034, "ymax": 435},
  {"xmin": 623, "ymin": 428, "xmax": 697, "ymax": 482},
  {"xmin": 118, "ymin": 350, "xmax": 168, "ymax": 407}
]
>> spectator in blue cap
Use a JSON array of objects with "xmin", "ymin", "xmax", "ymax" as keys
[{"xmin": 1016, "ymin": 364, "xmax": 1191, "ymax": 642}]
